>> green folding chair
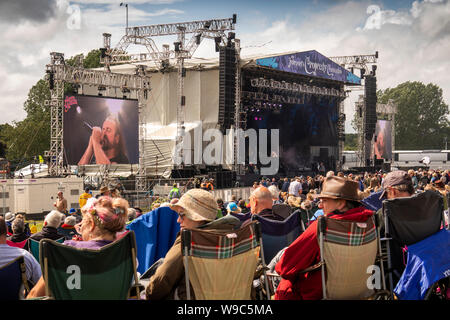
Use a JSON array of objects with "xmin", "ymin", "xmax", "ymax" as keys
[
  {"xmin": 39, "ymin": 231, "xmax": 141, "ymax": 300},
  {"xmin": 28, "ymin": 237, "xmax": 64, "ymax": 264}
]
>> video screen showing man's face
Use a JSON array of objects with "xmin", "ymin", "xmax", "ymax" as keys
[{"xmin": 64, "ymin": 95, "xmax": 139, "ymax": 165}]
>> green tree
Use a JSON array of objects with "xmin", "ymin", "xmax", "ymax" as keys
[
  {"xmin": 344, "ymin": 133, "xmax": 358, "ymax": 151},
  {"xmin": 0, "ymin": 79, "xmax": 51, "ymax": 163},
  {"xmin": 0, "ymin": 49, "xmax": 102, "ymax": 165},
  {"xmin": 378, "ymin": 81, "xmax": 449, "ymax": 150}
]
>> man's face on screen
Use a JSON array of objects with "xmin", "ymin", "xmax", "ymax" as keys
[{"xmin": 101, "ymin": 119, "xmax": 119, "ymax": 151}]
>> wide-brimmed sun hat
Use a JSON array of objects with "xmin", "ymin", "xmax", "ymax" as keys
[
  {"xmin": 316, "ymin": 176, "xmax": 362, "ymax": 203},
  {"xmin": 5, "ymin": 212, "xmax": 15, "ymax": 222},
  {"xmin": 169, "ymin": 188, "xmax": 218, "ymax": 222}
]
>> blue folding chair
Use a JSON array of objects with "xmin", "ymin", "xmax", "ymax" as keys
[
  {"xmin": 0, "ymin": 256, "xmax": 30, "ymax": 300},
  {"xmin": 251, "ymin": 211, "xmax": 303, "ymax": 265},
  {"xmin": 126, "ymin": 206, "xmax": 180, "ymax": 275}
]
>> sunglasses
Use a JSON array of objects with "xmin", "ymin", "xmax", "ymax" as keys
[{"xmin": 177, "ymin": 212, "xmax": 186, "ymax": 220}]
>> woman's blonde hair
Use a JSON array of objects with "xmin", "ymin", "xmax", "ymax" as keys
[{"xmin": 82, "ymin": 196, "xmax": 129, "ymax": 234}]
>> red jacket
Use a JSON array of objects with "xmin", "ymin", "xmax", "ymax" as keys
[{"xmin": 274, "ymin": 206, "xmax": 374, "ymax": 300}]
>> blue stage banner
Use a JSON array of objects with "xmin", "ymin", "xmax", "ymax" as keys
[{"xmin": 256, "ymin": 50, "xmax": 361, "ymax": 85}]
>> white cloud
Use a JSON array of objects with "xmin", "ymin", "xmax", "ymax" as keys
[
  {"xmin": 70, "ymin": 0, "xmax": 183, "ymax": 4},
  {"xmin": 236, "ymin": 0, "xmax": 450, "ymax": 132}
]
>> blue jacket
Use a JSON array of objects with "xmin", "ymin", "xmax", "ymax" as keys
[
  {"xmin": 394, "ymin": 228, "xmax": 450, "ymax": 300},
  {"xmin": 126, "ymin": 206, "xmax": 180, "ymax": 274}
]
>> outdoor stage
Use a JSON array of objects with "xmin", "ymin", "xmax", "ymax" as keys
[{"xmin": 58, "ymin": 49, "xmax": 361, "ymax": 188}]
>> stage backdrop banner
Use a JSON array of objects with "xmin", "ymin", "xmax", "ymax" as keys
[
  {"xmin": 64, "ymin": 95, "xmax": 139, "ymax": 165},
  {"xmin": 255, "ymin": 50, "xmax": 361, "ymax": 85},
  {"xmin": 373, "ymin": 120, "xmax": 392, "ymax": 160}
]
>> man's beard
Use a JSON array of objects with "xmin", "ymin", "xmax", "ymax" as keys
[{"xmin": 101, "ymin": 135, "xmax": 113, "ymax": 151}]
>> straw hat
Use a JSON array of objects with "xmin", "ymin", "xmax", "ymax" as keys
[
  {"xmin": 316, "ymin": 176, "xmax": 362, "ymax": 203},
  {"xmin": 170, "ymin": 188, "xmax": 218, "ymax": 222},
  {"xmin": 100, "ymin": 186, "xmax": 109, "ymax": 194}
]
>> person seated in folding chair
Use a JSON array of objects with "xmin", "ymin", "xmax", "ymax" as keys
[
  {"xmin": 377, "ymin": 170, "xmax": 416, "ymax": 288},
  {"xmin": 274, "ymin": 176, "xmax": 375, "ymax": 300},
  {"xmin": 29, "ymin": 210, "xmax": 66, "ymax": 242},
  {"xmin": 7, "ymin": 217, "xmax": 30, "ymax": 250},
  {"xmin": 27, "ymin": 196, "xmax": 129, "ymax": 298},
  {"xmin": 144, "ymin": 188, "xmax": 241, "ymax": 300},
  {"xmin": 250, "ymin": 187, "xmax": 286, "ymax": 221},
  {"xmin": 0, "ymin": 216, "xmax": 41, "ymax": 298}
]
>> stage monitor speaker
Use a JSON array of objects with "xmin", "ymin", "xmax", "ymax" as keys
[{"xmin": 219, "ymin": 46, "xmax": 237, "ymax": 133}]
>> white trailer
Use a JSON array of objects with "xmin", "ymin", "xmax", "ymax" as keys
[{"xmin": 0, "ymin": 177, "xmax": 84, "ymax": 218}]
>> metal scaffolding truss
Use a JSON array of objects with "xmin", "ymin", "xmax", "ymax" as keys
[
  {"xmin": 101, "ymin": 16, "xmax": 236, "ymax": 175},
  {"xmin": 45, "ymin": 52, "xmax": 150, "ymax": 186},
  {"xmin": 103, "ymin": 16, "xmax": 236, "ymax": 68},
  {"xmin": 46, "ymin": 52, "xmax": 65, "ymax": 176},
  {"xmin": 328, "ymin": 52, "xmax": 379, "ymax": 169},
  {"xmin": 328, "ymin": 52, "xmax": 378, "ymax": 69},
  {"xmin": 126, "ymin": 17, "xmax": 235, "ymax": 37}
]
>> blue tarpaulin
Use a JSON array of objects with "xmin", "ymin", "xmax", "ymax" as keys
[{"xmin": 126, "ymin": 206, "xmax": 180, "ymax": 275}]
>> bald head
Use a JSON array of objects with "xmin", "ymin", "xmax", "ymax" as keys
[
  {"xmin": 250, "ymin": 187, "xmax": 273, "ymax": 214},
  {"xmin": 252, "ymin": 187, "xmax": 273, "ymax": 201}
]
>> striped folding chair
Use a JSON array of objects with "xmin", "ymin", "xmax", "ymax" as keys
[
  {"xmin": 317, "ymin": 215, "xmax": 386, "ymax": 300},
  {"xmin": 181, "ymin": 221, "xmax": 270, "ymax": 300}
]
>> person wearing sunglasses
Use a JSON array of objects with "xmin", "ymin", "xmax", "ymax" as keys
[
  {"xmin": 27, "ymin": 196, "xmax": 129, "ymax": 298},
  {"xmin": 144, "ymin": 188, "xmax": 241, "ymax": 300}
]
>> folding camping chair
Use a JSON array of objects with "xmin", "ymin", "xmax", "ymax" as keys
[
  {"xmin": 39, "ymin": 231, "xmax": 142, "ymax": 300},
  {"xmin": 251, "ymin": 211, "xmax": 303, "ymax": 265},
  {"xmin": 28, "ymin": 237, "xmax": 65, "ymax": 264},
  {"xmin": 181, "ymin": 221, "xmax": 270, "ymax": 300},
  {"xmin": 393, "ymin": 228, "xmax": 450, "ymax": 300},
  {"xmin": 272, "ymin": 203, "xmax": 292, "ymax": 220},
  {"xmin": 381, "ymin": 190, "xmax": 445, "ymax": 295},
  {"xmin": 0, "ymin": 256, "xmax": 30, "ymax": 300},
  {"xmin": 316, "ymin": 214, "xmax": 386, "ymax": 300}
]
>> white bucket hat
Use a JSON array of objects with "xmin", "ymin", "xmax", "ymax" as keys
[
  {"xmin": 5, "ymin": 212, "xmax": 15, "ymax": 222},
  {"xmin": 169, "ymin": 188, "xmax": 218, "ymax": 222}
]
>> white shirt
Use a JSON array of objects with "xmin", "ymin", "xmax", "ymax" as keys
[
  {"xmin": 0, "ymin": 244, "xmax": 42, "ymax": 285},
  {"xmin": 288, "ymin": 180, "xmax": 302, "ymax": 197}
]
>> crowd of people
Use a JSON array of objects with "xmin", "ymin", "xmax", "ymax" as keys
[{"xmin": 0, "ymin": 167, "xmax": 449, "ymax": 300}]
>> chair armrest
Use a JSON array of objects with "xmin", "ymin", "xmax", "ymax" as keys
[{"xmin": 299, "ymin": 261, "xmax": 323, "ymax": 274}]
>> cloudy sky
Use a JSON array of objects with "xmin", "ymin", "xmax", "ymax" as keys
[{"xmin": 1, "ymin": 0, "xmax": 449, "ymax": 133}]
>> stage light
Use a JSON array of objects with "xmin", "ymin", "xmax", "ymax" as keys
[
  {"xmin": 204, "ymin": 21, "xmax": 211, "ymax": 29},
  {"xmin": 232, "ymin": 14, "xmax": 237, "ymax": 24},
  {"xmin": 195, "ymin": 34, "xmax": 201, "ymax": 45},
  {"xmin": 174, "ymin": 42, "xmax": 181, "ymax": 52}
]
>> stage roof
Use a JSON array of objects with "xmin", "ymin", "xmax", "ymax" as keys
[
  {"xmin": 107, "ymin": 50, "xmax": 361, "ymax": 85},
  {"xmin": 253, "ymin": 50, "xmax": 361, "ymax": 85}
]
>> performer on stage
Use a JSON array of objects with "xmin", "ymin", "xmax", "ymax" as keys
[{"xmin": 78, "ymin": 114, "xmax": 129, "ymax": 165}]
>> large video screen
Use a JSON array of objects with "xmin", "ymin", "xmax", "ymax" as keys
[
  {"xmin": 373, "ymin": 120, "xmax": 392, "ymax": 160},
  {"xmin": 64, "ymin": 95, "xmax": 139, "ymax": 165}
]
